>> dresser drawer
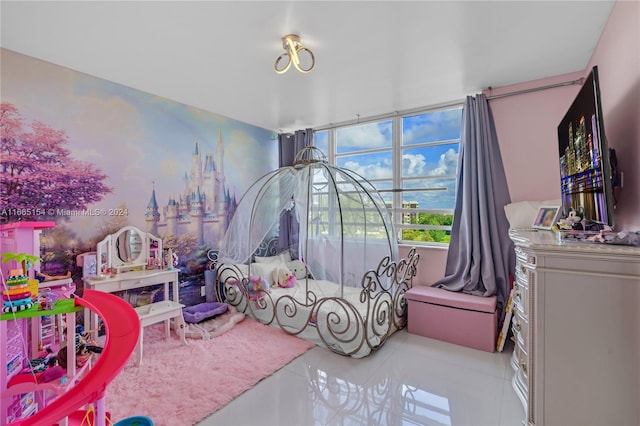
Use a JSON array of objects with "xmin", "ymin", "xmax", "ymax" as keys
[
  {"xmin": 513, "ymin": 309, "xmax": 529, "ymax": 351},
  {"xmin": 543, "ymin": 253, "xmax": 640, "ymax": 276},
  {"xmin": 513, "ymin": 279, "xmax": 529, "ymax": 319},
  {"xmin": 514, "ymin": 261, "xmax": 529, "ymax": 288},
  {"xmin": 515, "ymin": 247, "xmax": 536, "ymax": 267},
  {"xmin": 516, "ymin": 258, "xmax": 535, "ymax": 283},
  {"xmin": 513, "ymin": 281, "xmax": 531, "ymax": 319},
  {"xmin": 514, "ymin": 360, "xmax": 528, "ymax": 400},
  {"xmin": 512, "ymin": 337, "xmax": 529, "ymax": 386}
]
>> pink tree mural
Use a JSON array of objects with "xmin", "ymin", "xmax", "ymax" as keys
[{"xmin": 0, "ymin": 103, "xmax": 112, "ymax": 222}]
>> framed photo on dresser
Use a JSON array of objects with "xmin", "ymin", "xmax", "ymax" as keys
[{"xmin": 532, "ymin": 205, "xmax": 560, "ymax": 230}]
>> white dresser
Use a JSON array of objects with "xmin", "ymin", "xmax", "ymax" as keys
[{"xmin": 509, "ymin": 229, "xmax": 640, "ymax": 426}]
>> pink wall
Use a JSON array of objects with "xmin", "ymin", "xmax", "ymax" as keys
[
  {"xmin": 586, "ymin": 0, "xmax": 639, "ymax": 231},
  {"xmin": 399, "ymin": 245, "xmax": 447, "ymax": 286},
  {"xmin": 416, "ymin": 0, "xmax": 638, "ymax": 286},
  {"xmin": 488, "ymin": 71, "xmax": 584, "ymax": 204},
  {"xmin": 490, "ymin": 0, "xmax": 638, "ymax": 231}
]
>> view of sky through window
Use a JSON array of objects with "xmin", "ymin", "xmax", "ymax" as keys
[
  {"xmin": 315, "ymin": 107, "xmax": 462, "ymax": 212},
  {"xmin": 313, "ymin": 106, "xmax": 462, "ymax": 243}
]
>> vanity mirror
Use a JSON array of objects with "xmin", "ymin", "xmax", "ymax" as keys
[
  {"xmin": 96, "ymin": 225, "xmax": 163, "ymax": 275},
  {"xmin": 116, "ymin": 227, "xmax": 143, "ymax": 263}
]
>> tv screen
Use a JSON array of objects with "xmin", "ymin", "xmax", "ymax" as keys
[{"xmin": 557, "ymin": 66, "xmax": 614, "ymax": 227}]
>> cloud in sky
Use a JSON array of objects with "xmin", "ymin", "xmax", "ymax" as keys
[
  {"xmin": 337, "ymin": 121, "xmax": 391, "ymax": 151},
  {"xmin": 342, "ymin": 158, "xmax": 392, "ymax": 180},
  {"xmin": 402, "ymin": 153, "xmax": 426, "ymax": 176},
  {"xmin": 403, "ymin": 108, "xmax": 462, "ymax": 145},
  {"xmin": 428, "ymin": 148, "xmax": 458, "ymax": 176}
]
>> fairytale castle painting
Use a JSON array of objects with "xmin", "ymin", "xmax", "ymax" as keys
[
  {"xmin": 145, "ymin": 136, "xmax": 237, "ymax": 247},
  {"xmin": 1, "ymin": 49, "xmax": 278, "ymax": 306}
]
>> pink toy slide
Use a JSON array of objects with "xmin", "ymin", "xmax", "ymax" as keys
[{"xmin": 10, "ymin": 289, "xmax": 140, "ymax": 426}]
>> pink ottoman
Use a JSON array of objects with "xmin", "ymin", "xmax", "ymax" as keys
[{"xmin": 406, "ymin": 286, "xmax": 497, "ymax": 352}]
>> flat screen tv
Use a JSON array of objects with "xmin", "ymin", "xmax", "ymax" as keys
[{"xmin": 557, "ymin": 66, "xmax": 614, "ymax": 228}]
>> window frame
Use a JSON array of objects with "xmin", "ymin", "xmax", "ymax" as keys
[{"xmin": 314, "ymin": 104, "xmax": 462, "ymax": 246}]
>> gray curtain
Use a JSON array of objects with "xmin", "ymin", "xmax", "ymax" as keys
[
  {"xmin": 277, "ymin": 128, "xmax": 314, "ymax": 257},
  {"xmin": 278, "ymin": 128, "xmax": 314, "ymax": 167},
  {"xmin": 434, "ymin": 94, "xmax": 514, "ymax": 319}
]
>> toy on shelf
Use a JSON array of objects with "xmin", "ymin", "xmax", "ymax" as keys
[
  {"xmin": 56, "ymin": 325, "xmax": 103, "ymax": 369},
  {"xmin": 2, "ymin": 252, "xmax": 43, "ymax": 314},
  {"xmin": 35, "ymin": 271, "xmax": 71, "ymax": 283},
  {"xmin": 9, "ymin": 347, "xmax": 66, "ymax": 387},
  {"xmin": 555, "ymin": 208, "xmax": 582, "ymax": 230},
  {"xmin": 26, "ymin": 348, "xmax": 57, "ymax": 373},
  {"xmin": 0, "ymin": 252, "xmax": 42, "ymax": 278},
  {"xmin": 36, "ymin": 289, "xmax": 58, "ymax": 312},
  {"xmin": 164, "ymin": 248, "xmax": 178, "ymax": 271},
  {"xmin": 3, "ymin": 269, "xmax": 36, "ymax": 314}
]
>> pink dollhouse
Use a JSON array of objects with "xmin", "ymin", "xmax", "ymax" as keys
[
  {"xmin": 1, "ymin": 222, "xmax": 158, "ymax": 425},
  {"xmin": 0, "ymin": 221, "xmax": 77, "ymax": 424}
]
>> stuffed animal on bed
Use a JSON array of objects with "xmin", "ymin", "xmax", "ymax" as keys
[
  {"xmin": 286, "ymin": 259, "xmax": 307, "ymax": 280},
  {"xmin": 244, "ymin": 275, "xmax": 270, "ymax": 301},
  {"xmin": 272, "ymin": 268, "xmax": 296, "ymax": 288}
]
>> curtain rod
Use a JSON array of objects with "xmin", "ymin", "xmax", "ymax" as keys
[
  {"xmin": 312, "ymin": 77, "xmax": 583, "ymax": 132},
  {"xmin": 485, "ymin": 78, "xmax": 584, "ymax": 100}
]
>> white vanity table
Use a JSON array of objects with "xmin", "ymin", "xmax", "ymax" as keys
[
  {"xmin": 83, "ymin": 226, "xmax": 187, "ymax": 365},
  {"xmin": 509, "ymin": 229, "xmax": 640, "ymax": 426}
]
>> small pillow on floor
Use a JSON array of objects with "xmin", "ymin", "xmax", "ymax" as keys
[
  {"xmin": 184, "ymin": 306, "xmax": 245, "ymax": 340},
  {"xmin": 182, "ymin": 302, "xmax": 228, "ymax": 323}
]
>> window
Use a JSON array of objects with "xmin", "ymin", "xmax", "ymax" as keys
[{"xmin": 314, "ymin": 106, "xmax": 462, "ymax": 244}]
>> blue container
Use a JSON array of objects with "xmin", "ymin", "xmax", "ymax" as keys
[{"xmin": 113, "ymin": 416, "xmax": 154, "ymax": 426}]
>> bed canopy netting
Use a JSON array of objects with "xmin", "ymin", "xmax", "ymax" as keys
[{"xmin": 210, "ymin": 147, "xmax": 420, "ymax": 357}]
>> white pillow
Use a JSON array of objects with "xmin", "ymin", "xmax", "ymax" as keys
[
  {"xmin": 254, "ymin": 251, "xmax": 292, "ymax": 264},
  {"xmin": 249, "ymin": 259, "xmax": 288, "ymax": 285},
  {"xmin": 504, "ymin": 199, "xmax": 561, "ymax": 229}
]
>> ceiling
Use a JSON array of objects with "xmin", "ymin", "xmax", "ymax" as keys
[{"xmin": 1, "ymin": 1, "xmax": 615, "ymax": 133}]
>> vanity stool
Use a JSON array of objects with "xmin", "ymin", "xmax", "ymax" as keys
[{"xmin": 135, "ymin": 300, "xmax": 187, "ymax": 366}]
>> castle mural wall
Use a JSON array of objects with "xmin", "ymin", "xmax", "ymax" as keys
[
  {"xmin": 1, "ymin": 48, "xmax": 278, "ymax": 305},
  {"xmin": 146, "ymin": 138, "xmax": 235, "ymax": 247}
]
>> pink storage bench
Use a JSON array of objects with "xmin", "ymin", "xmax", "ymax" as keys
[{"xmin": 405, "ymin": 285, "xmax": 497, "ymax": 352}]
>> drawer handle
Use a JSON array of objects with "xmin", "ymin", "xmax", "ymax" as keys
[{"xmin": 520, "ymin": 360, "xmax": 527, "ymax": 374}]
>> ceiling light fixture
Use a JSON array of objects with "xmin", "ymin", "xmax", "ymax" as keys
[{"xmin": 274, "ymin": 34, "xmax": 315, "ymax": 74}]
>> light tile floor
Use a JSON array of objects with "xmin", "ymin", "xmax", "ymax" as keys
[{"xmin": 197, "ymin": 330, "xmax": 525, "ymax": 426}]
